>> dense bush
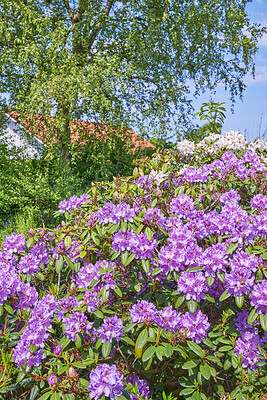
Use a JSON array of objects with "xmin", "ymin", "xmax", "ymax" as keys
[
  {"xmin": 0, "ymin": 128, "xmax": 154, "ymax": 230},
  {"xmin": 0, "ymin": 131, "xmax": 267, "ymax": 400}
]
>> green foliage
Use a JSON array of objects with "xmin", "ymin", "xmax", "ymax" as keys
[
  {"xmin": 0, "ymin": 0, "xmax": 265, "ymax": 161},
  {"xmin": 184, "ymin": 122, "xmax": 221, "ymax": 144},
  {"xmin": 196, "ymin": 102, "xmax": 226, "ymax": 134}
]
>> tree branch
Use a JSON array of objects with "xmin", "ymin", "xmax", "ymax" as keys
[{"xmin": 87, "ymin": 0, "xmax": 115, "ymax": 50}]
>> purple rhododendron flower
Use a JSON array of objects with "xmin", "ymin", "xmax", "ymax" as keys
[
  {"xmin": 48, "ymin": 373, "xmax": 58, "ymax": 387},
  {"xmin": 3, "ymin": 233, "xmax": 26, "ymax": 256},
  {"xmin": 17, "ymin": 253, "xmax": 40, "ymax": 275},
  {"xmin": 177, "ymin": 270, "xmax": 207, "ymax": 302},
  {"xmin": 181, "ymin": 310, "xmax": 210, "ymax": 343},
  {"xmin": 95, "ymin": 316, "xmax": 124, "ymax": 343},
  {"xmin": 63, "ymin": 311, "xmax": 93, "ymax": 341},
  {"xmin": 130, "ymin": 300, "xmax": 157, "ymax": 324},
  {"xmin": 156, "ymin": 306, "xmax": 182, "ymax": 332},
  {"xmin": 250, "ymin": 281, "xmax": 267, "ymax": 314},
  {"xmin": 235, "ymin": 332, "xmax": 263, "ymax": 370},
  {"xmin": 87, "ymin": 364, "xmax": 124, "ymax": 400},
  {"xmin": 234, "ymin": 310, "xmax": 258, "ymax": 335},
  {"xmin": 127, "ymin": 374, "xmax": 150, "ymax": 400},
  {"xmin": 224, "ymin": 266, "xmax": 254, "ymax": 297},
  {"xmin": 170, "ymin": 194, "xmax": 196, "ymax": 218}
]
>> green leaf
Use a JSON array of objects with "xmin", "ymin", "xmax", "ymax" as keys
[
  {"xmin": 219, "ymin": 290, "xmax": 230, "ymax": 302},
  {"xmin": 4, "ymin": 304, "xmax": 14, "ymax": 314},
  {"xmin": 121, "ymin": 221, "xmax": 128, "ymax": 233},
  {"xmin": 55, "ymin": 255, "xmax": 64, "ymax": 273},
  {"xmin": 163, "ymin": 343, "xmax": 173, "ymax": 358},
  {"xmin": 51, "ymin": 393, "xmax": 61, "ymax": 400},
  {"xmin": 262, "ymin": 252, "xmax": 267, "ymax": 260},
  {"xmin": 35, "ymin": 272, "xmax": 45, "ymax": 281},
  {"xmin": 124, "ymin": 253, "xmax": 135, "ymax": 267},
  {"xmin": 187, "ymin": 299, "xmax": 197, "ymax": 314},
  {"xmin": 102, "ymin": 341, "xmax": 112, "ymax": 358},
  {"xmin": 156, "ymin": 346, "xmax": 164, "ymax": 361},
  {"xmin": 247, "ymin": 308, "xmax": 259, "ymax": 325},
  {"xmin": 206, "ymin": 276, "xmax": 215, "ymax": 287},
  {"xmin": 182, "ymin": 359, "xmax": 200, "ymax": 369},
  {"xmin": 38, "ymin": 392, "xmax": 52, "ymax": 400},
  {"xmin": 200, "ymin": 362, "xmax": 211, "ymax": 380},
  {"xmin": 260, "ymin": 314, "xmax": 267, "ymax": 331},
  {"xmin": 145, "ymin": 227, "xmax": 153, "ymax": 241},
  {"xmin": 179, "ymin": 388, "xmax": 195, "ymax": 396},
  {"xmin": 141, "ymin": 259, "xmax": 150, "ymax": 273},
  {"xmin": 121, "ymin": 251, "xmax": 129, "ymax": 266},
  {"xmin": 64, "ymin": 236, "xmax": 72, "ymax": 249},
  {"xmin": 91, "ymin": 231, "xmax": 100, "ymax": 245},
  {"xmin": 136, "ymin": 329, "xmax": 148, "ymax": 350},
  {"xmin": 205, "ymin": 293, "xmax": 215, "ymax": 303},
  {"xmin": 142, "ymin": 346, "xmax": 155, "ymax": 362},
  {"xmin": 235, "ymin": 296, "xmax": 244, "ymax": 308},
  {"xmin": 225, "ymin": 242, "xmax": 239, "ymax": 254},
  {"xmin": 29, "ymin": 386, "xmax": 39, "ymax": 400},
  {"xmin": 175, "ymin": 294, "xmax": 185, "ymax": 308},
  {"xmin": 230, "ymin": 386, "xmax": 240, "ymax": 399},
  {"xmin": 187, "ymin": 341, "xmax": 205, "ymax": 357}
]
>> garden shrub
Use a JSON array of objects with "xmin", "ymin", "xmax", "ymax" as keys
[{"xmin": 0, "ymin": 131, "xmax": 266, "ymax": 400}]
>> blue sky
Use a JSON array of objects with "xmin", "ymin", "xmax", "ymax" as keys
[{"xmin": 193, "ymin": 0, "xmax": 267, "ymax": 141}]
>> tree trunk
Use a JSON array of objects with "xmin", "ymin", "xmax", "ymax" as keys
[{"xmin": 56, "ymin": 104, "xmax": 72, "ymax": 166}]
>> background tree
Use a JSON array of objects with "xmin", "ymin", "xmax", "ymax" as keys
[{"xmin": 0, "ymin": 0, "xmax": 265, "ymax": 164}]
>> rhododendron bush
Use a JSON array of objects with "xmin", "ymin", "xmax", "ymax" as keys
[{"xmin": 0, "ymin": 132, "xmax": 267, "ymax": 400}]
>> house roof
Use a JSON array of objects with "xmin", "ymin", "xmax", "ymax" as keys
[{"xmin": 7, "ymin": 111, "xmax": 155, "ymax": 152}]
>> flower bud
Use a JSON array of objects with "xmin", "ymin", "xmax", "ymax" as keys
[{"xmin": 48, "ymin": 373, "xmax": 58, "ymax": 388}]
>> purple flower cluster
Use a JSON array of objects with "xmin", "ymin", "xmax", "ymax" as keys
[
  {"xmin": 130, "ymin": 300, "xmax": 157, "ymax": 324},
  {"xmin": 13, "ymin": 294, "xmax": 58, "ymax": 370},
  {"xmin": 96, "ymin": 202, "xmax": 137, "ymax": 224},
  {"xmin": 63, "ymin": 311, "xmax": 93, "ymax": 341},
  {"xmin": 112, "ymin": 229, "xmax": 157, "ymax": 259},
  {"xmin": 250, "ymin": 194, "xmax": 267, "ymax": 212},
  {"xmin": 143, "ymin": 207, "xmax": 167, "ymax": 229},
  {"xmin": 235, "ymin": 332, "xmax": 263, "ymax": 370},
  {"xmin": 3, "ymin": 233, "xmax": 26, "ymax": 256},
  {"xmin": 59, "ymin": 193, "xmax": 89, "ymax": 213},
  {"xmin": 234, "ymin": 310, "xmax": 258, "ymax": 335},
  {"xmin": 87, "ymin": 364, "xmax": 124, "ymax": 400},
  {"xmin": 170, "ymin": 194, "xmax": 196, "ymax": 218},
  {"xmin": 250, "ymin": 280, "xmax": 267, "ymax": 314},
  {"xmin": 76, "ymin": 260, "xmax": 116, "ymax": 292},
  {"xmin": 17, "ymin": 253, "xmax": 40, "ymax": 275},
  {"xmin": 200, "ymin": 243, "xmax": 228, "ymax": 277},
  {"xmin": 127, "ymin": 374, "xmax": 150, "ymax": 400},
  {"xmin": 156, "ymin": 306, "xmax": 182, "ymax": 332},
  {"xmin": 94, "ymin": 316, "xmax": 124, "ymax": 343},
  {"xmin": 177, "ymin": 270, "xmax": 208, "ymax": 302},
  {"xmin": 181, "ymin": 310, "xmax": 210, "ymax": 343}
]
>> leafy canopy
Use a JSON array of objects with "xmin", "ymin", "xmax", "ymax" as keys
[{"xmin": 0, "ymin": 0, "xmax": 265, "ymax": 147}]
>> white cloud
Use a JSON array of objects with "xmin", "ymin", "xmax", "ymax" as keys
[
  {"xmin": 245, "ymin": 65, "xmax": 267, "ymax": 85},
  {"xmin": 257, "ymin": 0, "xmax": 263, "ymax": 4}
]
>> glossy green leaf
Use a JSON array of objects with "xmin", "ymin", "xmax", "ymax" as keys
[
  {"xmin": 182, "ymin": 359, "xmax": 200, "ymax": 369},
  {"xmin": 136, "ymin": 329, "xmax": 148, "ymax": 350},
  {"xmin": 142, "ymin": 346, "xmax": 155, "ymax": 362},
  {"xmin": 260, "ymin": 314, "xmax": 267, "ymax": 331},
  {"xmin": 219, "ymin": 290, "xmax": 230, "ymax": 302},
  {"xmin": 200, "ymin": 362, "xmax": 211, "ymax": 380},
  {"xmin": 225, "ymin": 242, "xmax": 239, "ymax": 254},
  {"xmin": 235, "ymin": 296, "xmax": 244, "ymax": 308},
  {"xmin": 102, "ymin": 341, "xmax": 112, "ymax": 358},
  {"xmin": 187, "ymin": 341, "xmax": 205, "ymax": 357},
  {"xmin": 187, "ymin": 299, "xmax": 197, "ymax": 314},
  {"xmin": 247, "ymin": 308, "xmax": 259, "ymax": 325}
]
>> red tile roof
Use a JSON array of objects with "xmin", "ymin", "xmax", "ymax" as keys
[{"xmin": 8, "ymin": 111, "xmax": 155, "ymax": 152}]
